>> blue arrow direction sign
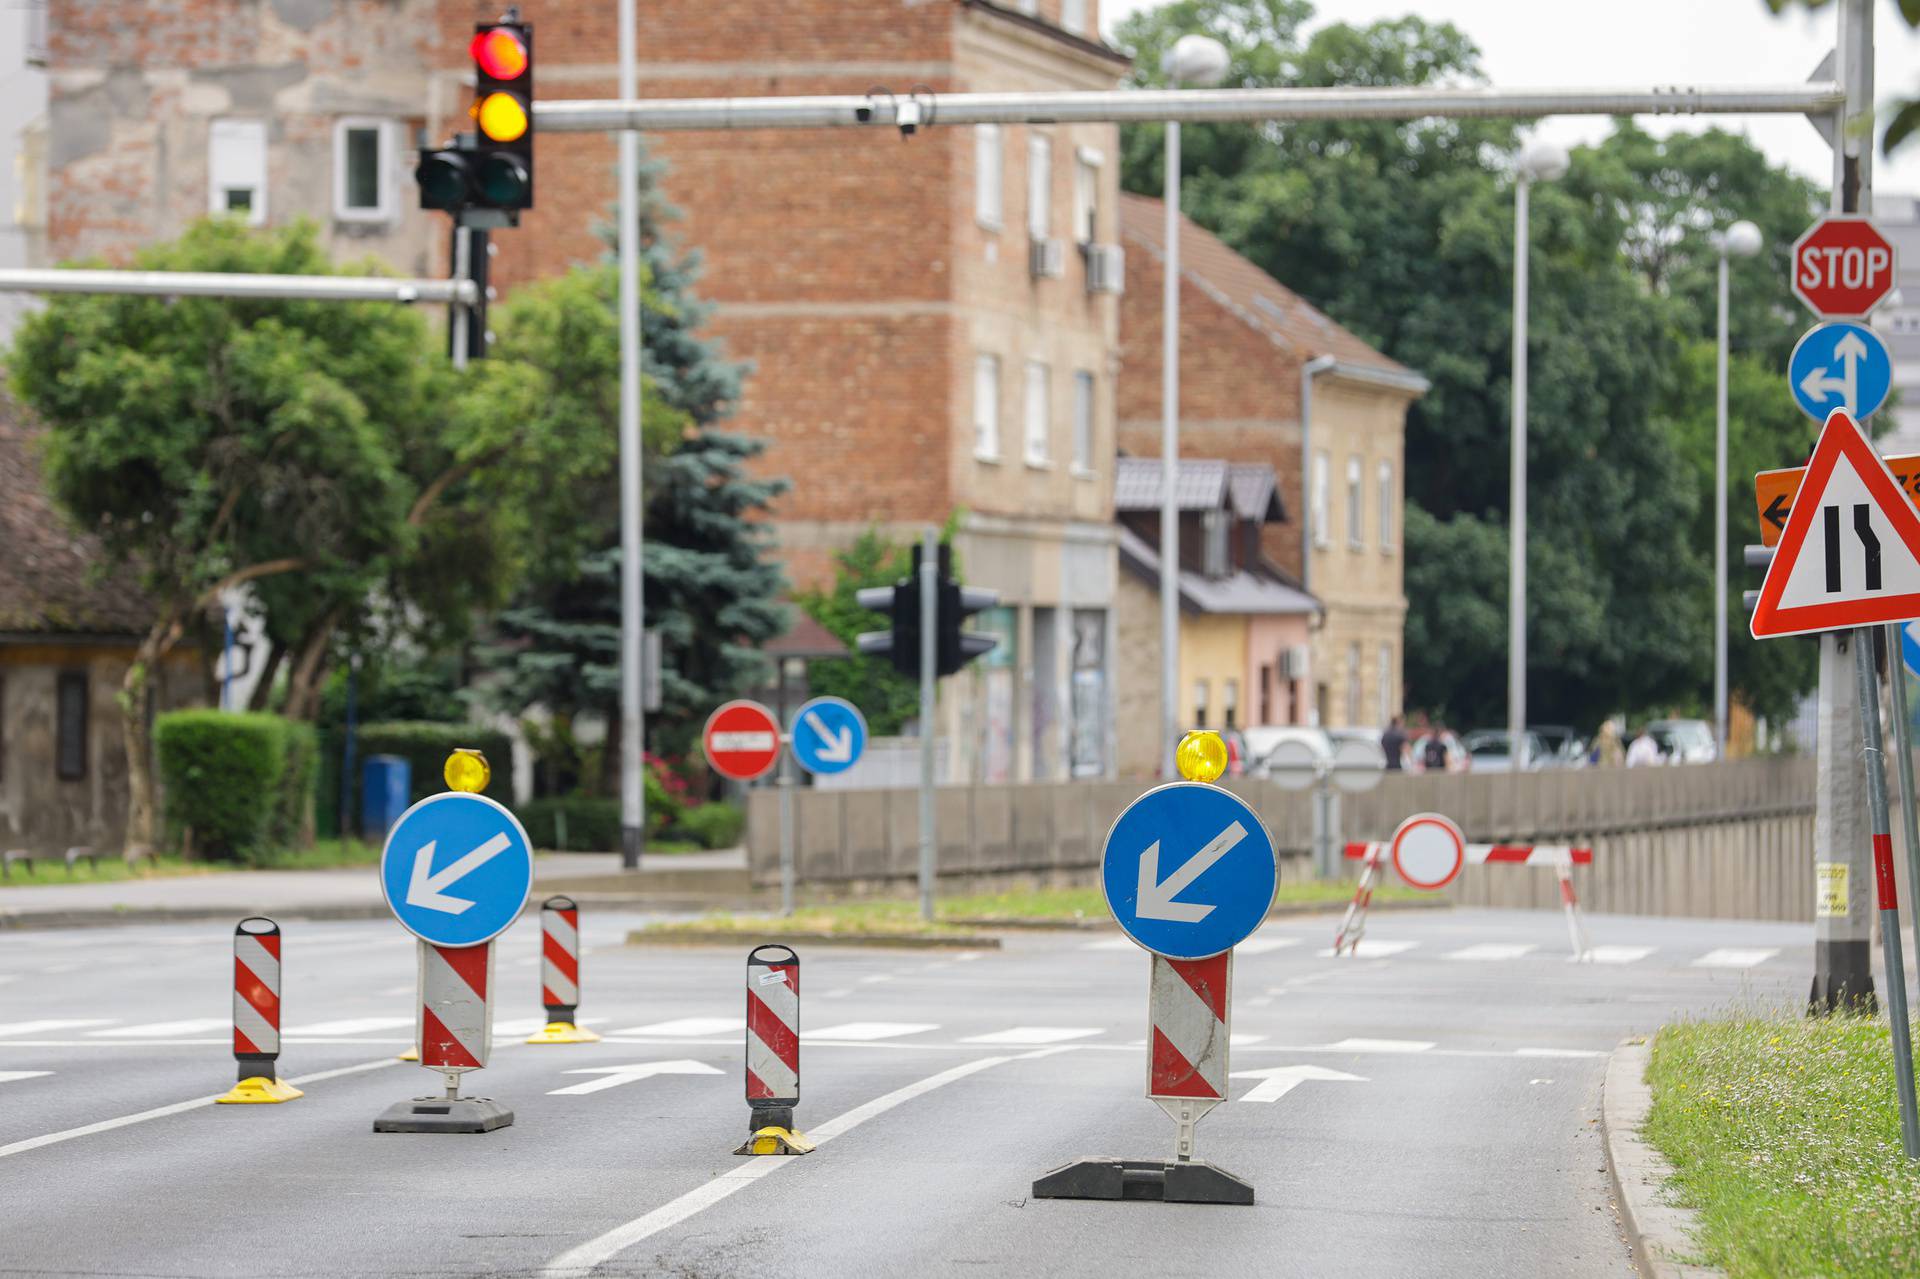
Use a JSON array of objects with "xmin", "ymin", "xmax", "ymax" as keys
[
  {"xmin": 379, "ymin": 792, "xmax": 534, "ymax": 947},
  {"xmin": 790, "ymin": 695, "xmax": 868, "ymax": 776},
  {"xmin": 1790, "ymin": 321, "xmax": 1892, "ymax": 423},
  {"xmin": 1904, "ymin": 620, "xmax": 1920, "ymax": 679},
  {"xmin": 1100, "ymin": 783, "xmax": 1277, "ymax": 960}
]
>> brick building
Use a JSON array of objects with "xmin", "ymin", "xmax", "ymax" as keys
[
  {"xmin": 1115, "ymin": 193, "xmax": 1426, "ymax": 731},
  {"xmin": 29, "ymin": 0, "xmax": 1131, "ymax": 782}
]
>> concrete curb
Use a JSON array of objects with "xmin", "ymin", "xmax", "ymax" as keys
[
  {"xmin": 1602, "ymin": 1037, "xmax": 1726, "ymax": 1279},
  {"xmin": 626, "ymin": 928, "xmax": 1001, "ymax": 950},
  {"xmin": 942, "ymin": 897, "xmax": 1451, "ymax": 932}
]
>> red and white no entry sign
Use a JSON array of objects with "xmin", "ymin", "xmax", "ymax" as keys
[
  {"xmin": 703, "ymin": 700, "xmax": 781, "ymax": 781},
  {"xmin": 1388, "ymin": 813, "xmax": 1465, "ymax": 891},
  {"xmin": 1792, "ymin": 215, "xmax": 1896, "ymax": 318}
]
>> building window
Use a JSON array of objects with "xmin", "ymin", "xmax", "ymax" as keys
[
  {"xmin": 974, "ymin": 354, "xmax": 1001, "ymax": 460},
  {"xmin": 1062, "ymin": 0, "xmax": 1088, "ymax": 33},
  {"xmin": 56, "ymin": 671, "xmax": 87, "ymax": 781},
  {"xmin": 1071, "ymin": 370, "xmax": 1095, "ymax": 474},
  {"xmin": 1258, "ymin": 663, "xmax": 1273, "ymax": 724},
  {"xmin": 1347, "ymin": 455, "xmax": 1364, "ymax": 548},
  {"xmin": 1223, "ymin": 678, "xmax": 1239, "ymax": 730},
  {"xmin": 1027, "ymin": 134, "xmax": 1052, "ymax": 240},
  {"xmin": 209, "ymin": 119, "xmax": 268, "ymax": 225},
  {"xmin": 1073, "ymin": 149, "xmax": 1102, "ymax": 244},
  {"xmin": 1193, "ymin": 679, "xmax": 1210, "ymax": 729},
  {"xmin": 1378, "ymin": 643, "xmax": 1394, "ymax": 725},
  {"xmin": 1311, "ymin": 452, "xmax": 1330, "ymax": 547},
  {"xmin": 333, "ymin": 118, "xmax": 394, "ymax": 222},
  {"xmin": 1024, "ymin": 361, "xmax": 1051, "ymax": 465},
  {"xmin": 975, "ymin": 125, "xmax": 1002, "ymax": 230},
  {"xmin": 1014, "ymin": 0, "xmax": 1037, "ymax": 13},
  {"xmin": 1201, "ymin": 509, "xmax": 1229, "ymax": 578},
  {"xmin": 1345, "ymin": 643, "xmax": 1361, "ymax": 726},
  {"xmin": 1378, "ymin": 459, "xmax": 1395, "ymax": 550}
]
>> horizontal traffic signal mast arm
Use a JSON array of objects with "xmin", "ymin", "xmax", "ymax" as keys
[
  {"xmin": 534, "ymin": 81, "xmax": 1844, "ymax": 133},
  {"xmin": 0, "ymin": 268, "xmax": 479, "ymax": 305}
]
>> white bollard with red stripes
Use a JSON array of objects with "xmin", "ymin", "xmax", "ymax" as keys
[
  {"xmin": 218, "ymin": 916, "xmax": 302, "ymax": 1104},
  {"xmin": 737, "ymin": 944, "xmax": 813, "ymax": 1155},
  {"xmin": 374, "ymin": 940, "xmax": 513, "ymax": 1133},
  {"xmin": 527, "ymin": 895, "xmax": 601, "ymax": 1044},
  {"xmin": 1148, "ymin": 953, "xmax": 1232, "ymax": 1165}
]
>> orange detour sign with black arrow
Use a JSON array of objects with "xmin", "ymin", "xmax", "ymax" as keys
[
  {"xmin": 1754, "ymin": 451, "xmax": 1920, "ymax": 548},
  {"xmin": 1751, "ymin": 410, "xmax": 1920, "ymax": 640}
]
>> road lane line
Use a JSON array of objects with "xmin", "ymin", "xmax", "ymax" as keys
[
  {"xmin": 607, "ymin": 1017, "xmax": 743, "ymax": 1037},
  {"xmin": 89, "ymin": 1018, "xmax": 228, "ymax": 1038},
  {"xmin": 959, "ymin": 1027, "xmax": 1102, "ymax": 1045},
  {"xmin": 0, "ymin": 1072, "xmax": 53, "ymax": 1085},
  {"xmin": 803, "ymin": 1022, "xmax": 938, "ymax": 1041},
  {"xmin": 0, "ymin": 1019, "xmax": 115, "ymax": 1037},
  {"xmin": 538, "ymin": 1054, "xmax": 1024, "ymax": 1277},
  {"xmin": 1320, "ymin": 1037, "xmax": 1434, "ymax": 1053}
]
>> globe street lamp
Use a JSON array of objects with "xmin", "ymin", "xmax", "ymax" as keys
[
  {"xmin": 1508, "ymin": 137, "xmax": 1569, "ymax": 765},
  {"xmin": 1158, "ymin": 33, "xmax": 1230, "ymax": 777},
  {"xmin": 1714, "ymin": 219, "xmax": 1763, "ymax": 755}
]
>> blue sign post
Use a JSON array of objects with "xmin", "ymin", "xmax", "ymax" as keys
[
  {"xmin": 790, "ymin": 696, "xmax": 868, "ymax": 776},
  {"xmin": 379, "ymin": 792, "xmax": 535, "ymax": 948},
  {"xmin": 1100, "ymin": 783, "xmax": 1277, "ymax": 960},
  {"xmin": 1790, "ymin": 321, "xmax": 1892, "ymax": 423}
]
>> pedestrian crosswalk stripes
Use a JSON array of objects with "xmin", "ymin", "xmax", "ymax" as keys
[
  {"xmin": 959, "ymin": 1027, "xmax": 1102, "ymax": 1045},
  {"xmin": 89, "ymin": 1018, "xmax": 228, "ymax": 1038},
  {"xmin": 280, "ymin": 1017, "xmax": 415, "ymax": 1036},
  {"xmin": 804, "ymin": 1022, "xmax": 938, "ymax": 1041},
  {"xmin": 1444, "ymin": 943, "xmax": 1536, "ymax": 961},
  {"xmin": 1316, "ymin": 939, "xmax": 1421, "ymax": 959},
  {"xmin": 1323, "ymin": 1037, "xmax": 1435, "ymax": 1053},
  {"xmin": 1236, "ymin": 938, "xmax": 1302, "ymax": 955},
  {"xmin": 1692, "ymin": 947, "xmax": 1781, "ymax": 969},
  {"xmin": 1585, "ymin": 946, "xmax": 1657, "ymax": 964},
  {"xmin": 609, "ymin": 1017, "xmax": 744, "ymax": 1037}
]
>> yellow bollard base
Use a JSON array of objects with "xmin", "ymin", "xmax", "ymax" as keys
[
  {"xmin": 525, "ymin": 1021, "xmax": 602, "ymax": 1045},
  {"xmin": 734, "ymin": 1126, "xmax": 815, "ymax": 1156},
  {"xmin": 397, "ymin": 1048, "xmax": 419, "ymax": 1062},
  {"xmin": 216, "ymin": 1076, "xmax": 304, "ymax": 1104}
]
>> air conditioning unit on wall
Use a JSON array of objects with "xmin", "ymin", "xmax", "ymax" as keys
[
  {"xmin": 1029, "ymin": 237, "xmax": 1066, "ymax": 280},
  {"xmin": 1085, "ymin": 243, "xmax": 1124, "ymax": 295},
  {"xmin": 1279, "ymin": 644, "xmax": 1310, "ymax": 680}
]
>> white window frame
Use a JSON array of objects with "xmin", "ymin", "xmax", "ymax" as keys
[
  {"xmin": 1378, "ymin": 459, "xmax": 1395, "ymax": 551},
  {"xmin": 1027, "ymin": 134, "xmax": 1052, "ymax": 241},
  {"xmin": 1193, "ymin": 678, "xmax": 1210, "ymax": 729},
  {"xmin": 208, "ymin": 119, "xmax": 268, "ymax": 227},
  {"xmin": 975, "ymin": 125, "xmax": 1003, "ymax": 231},
  {"xmin": 974, "ymin": 354, "xmax": 1002, "ymax": 462},
  {"xmin": 1061, "ymin": 0, "xmax": 1088, "ymax": 34},
  {"xmin": 1024, "ymin": 360, "xmax": 1051, "ymax": 467},
  {"xmin": 1311, "ymin": 452, "xmax": 1330, "ymax": 548},
  {"xmin": 1377, "ymin": 644, "xmax": 1394, "ymax": 726},
  {"xmin": 1073, "ymin": 148, "xmax": 1102, "ymax": 245},
  {"xmin": 332, "ymin": 117, "xmax": 396, "ymax": 223},
  {"xmin": 1071, "ymin": 369, "xmax": 1095, "ymax": 475},
  {"xmin": 1347, "ymin": 454, "xmax": 1364, "ymax": 549}
]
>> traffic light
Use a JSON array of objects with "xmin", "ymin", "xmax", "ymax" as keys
[
  {"xmin": 852, "ymin": 544, "xmax": 999, "ymax": 680},
  {"xmin": 415, "ymin": 12, "xmax": 533, "ymax": 218},
  {"xmin": 937, "ymin": 572, "xmax": 999, "ymax": 677},
  {"xmin": 855, "ymin": 578, "xmax": 920, "ymax": 678},
  {"xmin": 1743, "ymin": 544, "xmax": 1772, "ymax": 616}
]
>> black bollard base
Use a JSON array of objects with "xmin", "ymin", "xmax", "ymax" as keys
[
  {"xmin": 373, "ymin": 1096, "xmax": 514, "ymax": 1134},
  {"xmin": 1031, "ymin": 1157, "xmax": 1254, "ymax": 1205}
]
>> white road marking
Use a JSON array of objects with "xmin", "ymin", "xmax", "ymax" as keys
[
  {"xmin": 953, "ymin": 952, "xmax": 981, "ymax": 962},
  {"xmin": 89, "ymin": 1019, "xmax": 228, "ymax": 1038},
  {"xmin": 1444, "ymin": 943, "xmax": 1536, "ymax": 962},
  {"xmin": 1316, "ymin": 940, "xmax": 1419, "ymax": 958},
  {"xmin": 1231, "ymin": 1065, "xmax": 1367, "ymax": 1103},
  {"xmin": 494, "ymin": 1016, "xmax": 609, "ymax": 1037},
  {"xmin": 856, "ymin": 974, "xmax": 894, "ymax": 985},
  {"xmin": 606, "ymin": 1016, "xmax": 743, "ymax": 1037},
  {"xmin": 0, "ymin": 1072, "xmax": 53, "ymax": 1085},
  {"xmin": 0, "ymin": 1019, "xmax": 115, "ymax": 1037},
  {"xmin": 1515, "ymin": 1048, "xmax": 1607, "ymax": 1059},
  {"xmin": 38, "ymin": 964, "xmax": 81, "ymax": 974},
  {"xmin": 1692, "ymin": 947, "xmax": 1780, "ymax": 969},
  {"xmin": 378, "ymin": 983, "xmax": 415, "ymax": 996},
  {"xmin": 537, "ymin": 1054, "xmax": 1032, "ymax": 1277},
  {"xmin": 1246, "ymin": 996, "xmax": 1275, "ymax": 1007},
  {"xmin": 1585, "ymin": 945, "xmax": 1656, "ymax": 965},
  {"xmin": 805, "ymin": 1022, "xmax": 939, "ymax": 1041},
  {"xmin": 959, "ymin": 1026, "xmax": 1103, "ymax": 1045},
  {"xmin": 1228, "ymin": 1033, "xmax": 1267, "ymax": 1046},
  {"xmin": 1322, "ymin": 1037, "xmax": 1434, "ymax": 1053},
  {"xmin": 1079, "ymin": 937, "xmax": 1136, "ymax": 952},
  {"xmin": 1237, "ymin": 938, "xmax": 1303, "ymax": 955},
  {"xmin": 548, "ymin": 1060, "xmax": 722, "ymax": 1096},
  {"xmin": 282, "ymin": 1017, "xmax": 414, "ymax": 1036}
]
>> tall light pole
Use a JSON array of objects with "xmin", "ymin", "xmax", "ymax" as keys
[
  {"xmin": 1713, "ymin": 219, "xmax": 1763, "ymax": 756},
  {"xmin": 1158, "ymin": 33, "xmax": 1230, "ymax": 778},
  {"xmin": 1507, "ymin": 137, "xmax": 1568, "ymax": 763},
  {"xmin": 617, "ymin": 0, "xmax": 647, "ymax": 868}
]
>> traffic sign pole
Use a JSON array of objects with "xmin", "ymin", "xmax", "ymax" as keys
[
  {"xmin": 1850, "ymin": 626, "xmax": 1920, "ymax": 1158},
  {"xmin": 778, "ymin": 738, "xmax": 796, "ymax": 918},
  {"xmin": 1888, "ymin": 626, "xmax": 1920, "ymax": 967},
  {"xmin": 918, "ymin": 527, "xmax": 937, "ymax": 923}
]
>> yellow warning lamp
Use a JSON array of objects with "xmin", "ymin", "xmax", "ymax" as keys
[
  {"xmin": 1176, "ymin": 731, "xmax": 1229, "ymax": 783},
  {"xmin": 444, "ymin": 749, "xmax": 491, "ymax": 794},
  {"xmin": 474, "ymin": 92, "xmax": 530, "ymax": 143}
]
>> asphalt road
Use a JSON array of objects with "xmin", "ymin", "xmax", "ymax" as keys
[{"xmin": 0, "ymin": 906, "xmax": 1824, "ymax": 1277}]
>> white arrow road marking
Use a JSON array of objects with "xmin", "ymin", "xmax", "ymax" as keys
[
  {"xmin": 1135, "ymin": 821, "xmax": 1247, "ymax": 923},
  {"xmin": 406, "ymin": 832, "xmax": 511, "ymax": 915},
  {"xmin": 1231, "ymin": 1065, "xmax": 1368, "ymax": 1104},
  {"xmin": 548, "ymin": 1059, "xmax": 722, "ymax": 1096},
  {"xmin": 802, "ymin": 710, "xmax": 854, "ymax": 762}
]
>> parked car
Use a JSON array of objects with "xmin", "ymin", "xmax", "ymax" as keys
[
  {"xmin": 1460, "ymin": 728, "xmax": 1551, "ymax": 773},
  {"xmin": 1243, "ymin": 726, "xmax": 1332, "ymax": 778},
  {"xmin": 1530, "ymin": 725, "xmax": 1590, "ymax": 769},
  {"xmin": 1646, "ymin": 718, "xmax": 1717, "ymax": 764}
]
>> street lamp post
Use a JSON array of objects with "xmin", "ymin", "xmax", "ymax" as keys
[
  {"xmin": 1714, "ymin": 220, "xmax": 1763, "ymax": 756},
  {"xmin": 1158, "ymin": 33, "xmax": 1230, "ymax": 778},
  {"xmin": 1508, "ymin": 138, "xmax": 1569, "ymax": 764}
]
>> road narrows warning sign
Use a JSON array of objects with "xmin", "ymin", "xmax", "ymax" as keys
[{"xmin": 1751, "ymin": 410, "xmax": 1920, "ymax": 639}]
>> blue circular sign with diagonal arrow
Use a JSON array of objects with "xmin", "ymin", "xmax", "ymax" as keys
[
  {"xmin": 379, "ymin": 792, "xmax": 535, "ymax": 947},
  {"xmin": 1790, "ymin": 321, "xmax": 1892, "ymax": 423},
  {"xmin": 791, "ymin": 695, "xmax": 868, "ymax": 776},
  {"xmin": 1100, "ymin": 783, "xmax": 1277, "ymax": 960}
]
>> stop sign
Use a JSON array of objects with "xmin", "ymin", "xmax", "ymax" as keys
[
  {"xmin": 1792, "ymin": 215, "xmax": 1897, "ymax": 317},
  {"xmin": 703, "ymin": 699, "xmax": 781, "ymax": 781}
]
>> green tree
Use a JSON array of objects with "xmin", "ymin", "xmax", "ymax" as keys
[{"xmin": 795, "ymin": 528, "xmax": 922, "ymax": 735}]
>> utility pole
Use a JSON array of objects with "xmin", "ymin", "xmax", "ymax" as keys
[
  {"xmin": 616, "ymin": 0, "xmax": 647, "ymax": 870},
  {"xmin": 1811, "ymin": 0, "xmax": 1876, "ymax": 1014}
]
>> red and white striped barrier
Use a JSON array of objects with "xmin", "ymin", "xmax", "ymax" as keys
[
  {"xmin": 738, "ymin": 944, "xmax": 812, "ymax": 1155},
  {"xmin": 527, "ymin": 895, "xmax": 600, "ymax": 1044},
  {"xmin": 1334, "ymin": 812, "xmax": 1595, "ymax": 960},
  {"xmin": 1148, "ymin": 953, "xmax": 1231, "ymax": 1163},
  {"xmin": 219, "ymin": 916, "xmax": 301, "ymax": 1103},
  {"xmin": 420, "ymin": 942, "xmax": 493, "ymax": 1071}
]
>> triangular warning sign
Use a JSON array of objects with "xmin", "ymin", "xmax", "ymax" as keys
[{"xmin": 1752, "ymin": 410, "xmax": 1920, "ymax": 639}]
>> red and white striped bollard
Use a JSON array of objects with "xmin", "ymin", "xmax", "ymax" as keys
[
  {"xmin": 218, "ymin": 916, "xmax": 302, "ymax": 1104},
  {"xmin": 737, "ymin": 943, "xmax": 812, "ymax": 1155},
  {"xmin": 527, "ymin": 895, "xmax": 600, "ymax": 1044}
]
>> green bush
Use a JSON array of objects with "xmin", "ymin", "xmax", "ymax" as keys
[
  {"xmin": 674, "ymin": 801, "xmax": 745, "ymax": 850},
  {"xmin": 520, "ymin": 796, "xmax": 622, "ymax": 851},
  {"xmin": 155, "ymin": 711, "xmax": 317, "ymax": 862}
]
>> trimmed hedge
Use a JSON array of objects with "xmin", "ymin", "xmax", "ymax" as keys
[
  {"xmin": 155, "ymin": 711, "xmax": 318, "ymax": 862},
  {"xmin": 675, "ymin": 802, "xmax": 744, "ymax": 850},
  {"xmin": 521, "ymin": 796, "xmax": 621, "ymax": 851}
]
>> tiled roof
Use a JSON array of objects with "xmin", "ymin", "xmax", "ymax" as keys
[
  {"xmin": 1114, "ymin": 456, "xmax": 1229, "ymax": 512},
  {"xmin": 1116, "ymin": 526, "xmax": 1318, "ymax": 617},
  {"xmin": 1118, "ymin": 192, "xmax": 1413, "ymax": 379},
  {"xmin": 0, "ymin": 396, "xmax": 154, "ymax": 638},
  {"xmin": 1226, "ymin": 463, "xmax": 1284, "ymax": 523}
]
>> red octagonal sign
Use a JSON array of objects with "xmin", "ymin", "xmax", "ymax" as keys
[
  {"xmin": 703, "ymin": 699, "xmax": 781, "ymax": 781},
  {"xmin": 1792, "ymin": 215, "xmax": 1896, "ymax": 318}
]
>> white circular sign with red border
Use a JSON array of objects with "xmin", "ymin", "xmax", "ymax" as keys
[
  {"xmin": 1389, "ymin": 812, "xmax": 1465, "ymax": 891},
  {"xmin": 703, "ymin": 699, "xmax": 781, "ymax": 781}
]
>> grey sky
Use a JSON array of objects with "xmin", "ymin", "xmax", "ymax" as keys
[{"xmin": 1100, "ymin": 0, "xmax": 1920, "ymax": 196}]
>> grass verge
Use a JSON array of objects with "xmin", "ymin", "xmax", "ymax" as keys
[
  {"xmin": 0, "ymin": 838, "xmax": 383, "ymax": 886},
  {"xmin": 1644, "ymin": 1013, "xmax": 1920, "ymax": 1278}
]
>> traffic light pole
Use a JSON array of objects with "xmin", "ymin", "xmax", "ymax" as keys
[
  {"xmin": 919, "ymin": 527, "xmax": 938, "ymax": 923},
  {"xmin": 615, "ymin": 0, "xmax": 648, "ymax": 871}
]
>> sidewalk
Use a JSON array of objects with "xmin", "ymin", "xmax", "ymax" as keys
[{"xmin": 0, "ymin": 849, "xmax": 753, "ymax": 929}]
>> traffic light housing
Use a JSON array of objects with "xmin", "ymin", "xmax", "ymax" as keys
[
  {"xmin": 415, "ymin": 13, "xmax": 533, "ymax": 218},
  {"xmin": 855, "ymin": 579, "xmax": 920, "ymax": 679},
  {"xmin": 853, "ymin": 544, "xmax": 999, "ymax": 680},
  {"xmin": 938, "ymin": 575, "xmax": 999, "ymax": 677}
]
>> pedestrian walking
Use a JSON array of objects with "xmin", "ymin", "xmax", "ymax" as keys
[
  {"xmin": 1381, "ymin": 716, "xmax": 1407, "ymax": 771},
  {"xmin": 1594, "ymin": 719, "xmax": 1624, "ymax": 768},
  {"xmin": 1625, "ymin": 726, "xmax": 1662, "ymax": 768}
]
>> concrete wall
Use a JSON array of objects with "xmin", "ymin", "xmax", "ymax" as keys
[{"xmin": 747, "ymin": 756, "xmax": 1828, "ymax": 921}]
